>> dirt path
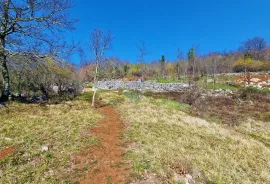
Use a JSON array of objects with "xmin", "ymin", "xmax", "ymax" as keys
[{"xmin": 71, "ymin": 106, "xmax": 130, "ymax": 184}]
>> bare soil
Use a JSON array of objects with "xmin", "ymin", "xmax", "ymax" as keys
[
  {"xmin": 237, "ymin": 74, "xmax": 270, "ymax": 87},
  {"xmin": 70, "ymin": 106, "xmax": 130, "ymax": 184},
  {"xmin": 0, "ymin": 146, "xmax": 15, "ymax": 161}
]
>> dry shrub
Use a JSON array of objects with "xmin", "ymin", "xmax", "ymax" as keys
[
  {"xmin": 144, "ymin": 86, "xmax": 270, "ymax": 125},
  {"xmin": 181, "ymin": 86, "xmax": 201, "ymax": 105},
  {"xmin": 150, "ymin": 86, "xmax": 201, "ymax": 106},
  {"xmin": 169, "ymin": 160, "xmax": 191, "ymax": 175},
  {"xmin": 191, "ymin": 95, "xmax": 242, "ymax": 126}
]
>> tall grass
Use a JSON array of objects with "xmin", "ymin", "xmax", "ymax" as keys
[{"xmin": 118, "ymin": 96, "xmax": 270, "ymax": 184}]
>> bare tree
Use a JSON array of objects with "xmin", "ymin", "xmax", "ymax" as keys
[
  {"xmin": 239, "ymin": 37, "xmax": 267, "ymax": 60},
  {"xmin": 137, "ymin": 41, "xmax": 148, "ymax": 77},
  {"xmin": 176, "ymin": 49, "xmax": 184, "ymax": 79},
  {"xmin": 90, "ymin": 28, "xmax": 113, "ymax": 108},
  {"xmin": 188, "ymin": 48, "xmax": 195, "ymax": 85},
  {"xmin": 0, "ymin": 0, "xmax": 75, "ymax": 101}
]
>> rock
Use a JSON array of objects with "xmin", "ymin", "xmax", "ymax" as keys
[
  {"xmin": 186, "ymin": 174, "xmax": 193, "ymax": 180},
  {"xmin": 250, "ymin": 78, "xmax": 260, "ymax": 83},
  {"xmin": 173, "ymin": 173, "xmax": 188, "ymax": 184},
  {"xmin": 52, "ymin": 86, "xmax": 59, "ymax": 92},
  {"xmin": 186, "ymin": 174, "xmax": 196, "ymax": 184},
  {"xmin": 97, "ymin": 80, "xmax": 190, "ymax": 92},
  {"xmin": 4, "ymin": 137, "xmax": 12, "ymax": 141},
  {"xmin": 41, "ymin": 146, "xmax": 49, "ymax": 152}
]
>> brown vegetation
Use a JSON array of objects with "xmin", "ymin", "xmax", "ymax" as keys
[{"xmin": 147, "ymin": 88, "xmax": 270, "ymax": 125}]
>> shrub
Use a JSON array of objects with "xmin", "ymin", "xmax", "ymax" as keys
[
  {"xmin": 143, "ymin": 91, "xmax": 153, "ymax": 97},
  {"xmin": 182, "ymin": 86, "xmax": 201, "ymax": 105}
]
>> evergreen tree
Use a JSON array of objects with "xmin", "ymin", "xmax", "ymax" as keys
[{"xmin": 160, "ymin": 55, "xmax": 165, "ymax": 77}]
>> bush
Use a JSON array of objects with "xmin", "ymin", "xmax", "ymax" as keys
[
  {"xmin": 239, "ymin": 87, "xmax": 270, "ymax": 100},
  {"xmin": 233, "ymin": 60, "xmax": 270, "ymax": 72},
  {"xmin": 182, "ymin": 86, "xmax": 201, "ymax": 105},
  {"xmin": 143, "ymin": 91, "xmax": 153, "ymax": 97}
]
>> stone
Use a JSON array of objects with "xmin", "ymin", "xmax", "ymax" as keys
[
  {"xmin": 186, "ymin": 174, "xmax": 193, "ymax": 180},
  {"xmin": 97, "ymin": 80, "xmax": 190, "ymax": 92},
  {"xmin": 186, "ymin": 174, "xmax": 196, "ymax": 184},
  {"xmin": 4, "ymin": 137, "xmax": 12, "ymax": 141},
  {"xmin": 250, "ymin": 78, "xmax": 260, "ymax": 83},
  {"xmin": 173, "ymin": 173, "xmax": 188, "ymax": 184},
  {"xmin": 41, "ymin": 146, "xmax": 49, "ymax": 152},
  {"xmin": 52, "ymin": 86, "xmax": 59, "ymax": 92}
]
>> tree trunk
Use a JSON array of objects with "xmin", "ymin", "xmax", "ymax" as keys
[
  {"xmin": 244, "ymin": 59, "xmax": 247, "ymax": 88},
  {"xmin": 0, "ymin": 38, "xmax": 9, "ymax": 102},
  {"xmin": 91, "ymin": 60, "xmax": 99, "ymax": 108}
]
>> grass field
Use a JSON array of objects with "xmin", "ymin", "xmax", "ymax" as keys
[
  {"xmin": 118, "ymin": 95, "xmax": 270, "ymax": 184},
  {"xmin": 0, "ymin": 99, "xmax": 100, "ymax": 183},
  {"xmin": 1, "ymin": 90, "xmax": 269, "ymax": 184}
]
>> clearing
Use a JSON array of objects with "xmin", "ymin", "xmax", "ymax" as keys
[{"xmin": 0, "ymin": 90, "xmax": 270, "ymax": 184}]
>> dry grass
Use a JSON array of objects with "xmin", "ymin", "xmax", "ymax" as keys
[
  {"xmin": 118, "ymin": 96, "xmax": 270, "ymax": 184},
  {"xmin": 0, "ymin": 100, "xmax": 101, "ymax": 183}
]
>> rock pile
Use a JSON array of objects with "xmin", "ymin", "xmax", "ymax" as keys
[{"xmin": 97, "ymin": 80, "xmax": 190, "ymax": 92}]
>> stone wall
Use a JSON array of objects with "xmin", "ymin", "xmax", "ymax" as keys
[{"xmin": 97, "ymin": 81, "xmax": 190, "ymax": 92}]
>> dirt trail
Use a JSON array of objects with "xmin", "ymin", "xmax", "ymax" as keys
[{"xmin": 72, "ymin": 106, "xmax": 130, "ymax": 184}]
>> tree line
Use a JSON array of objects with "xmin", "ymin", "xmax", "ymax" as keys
[{"xmin": 79, "ymin": 36, "xmax": 270, "ymax": 83}]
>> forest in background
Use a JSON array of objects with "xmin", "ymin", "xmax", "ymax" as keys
[
  {"xmin": 1, "ymin": 35, "xmax": 270, "ymax": 100},
  {"xmin": 79, "ymin": 36, "xmax": 270, "ymax": 82}
]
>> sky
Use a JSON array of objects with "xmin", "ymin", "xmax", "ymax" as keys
[{"xmin": 67, "ymin": 0, "xmax": 270, "ymax": 64}]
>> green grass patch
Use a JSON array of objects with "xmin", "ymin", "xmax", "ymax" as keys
[
  {"xmin": 155, "ymin": 78, "xmax": 186, "ymax": 83},
  {"xmin": 123, "ymin": 91, "xmax": 141, "ymax": 104},
  {"xmin": 84, "ymin": 84, "xmax": 93, "ymax": 88},
  {"xmin": 152, "ymin": 98, "xmax": 190, "ymax": 112},
  {"xmin": 75, "ymin": 91, "xmax": 93, "ymax": 101}
]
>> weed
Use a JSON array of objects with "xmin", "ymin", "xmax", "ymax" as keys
[
  {"xmin": 106, "ymin": 176, "xmax": 112, "ymax": 184},
  {"xmin": 75, "ymin": 91, "xmax": 93, "ymax": 101},
  {"xmin": 45, "ymin": 153, "xmax": 54, "ymax": 159}
]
